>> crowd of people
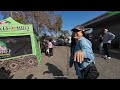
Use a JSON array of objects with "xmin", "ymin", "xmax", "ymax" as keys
[
  {"xmin": 40, "ymin": 36, "xmax": 71, "ymax": 58},
  {"xmin": 69, "ymin": 25, "xmax": 115, "ymax": 79},
  {"xmin": 39, "ymin": 25, "xmax": 115, "ymax": 79},
  {"xmin": 40, "ymin": 38, "xmax": 54, "ymax": 58}
]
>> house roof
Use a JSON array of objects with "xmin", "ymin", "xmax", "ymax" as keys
[{"xmin": 81, "ymin": 11, "xmax": 120, "ymax": 27}]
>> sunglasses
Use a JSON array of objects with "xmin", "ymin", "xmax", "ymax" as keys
[{"xmin": 71, "ymin": 29, "xmax": 82, "ymax": 32}]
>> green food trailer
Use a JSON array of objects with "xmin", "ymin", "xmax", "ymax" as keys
[{"xmin": 0, "ymin": 17, "xmax": 41, "ymax": 72}]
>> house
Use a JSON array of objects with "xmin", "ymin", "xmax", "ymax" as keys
[{"xmin": 81, "ymin": 11, "xmax": 120, "ymax": 49}]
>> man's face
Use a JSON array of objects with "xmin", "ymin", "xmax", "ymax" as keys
[{"xmin": 72, "ymin": 30, "xmax": 83, "ymax": 40}]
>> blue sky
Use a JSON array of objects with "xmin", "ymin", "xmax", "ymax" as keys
[
  {"xmin": 60, "ymin": 11, "xmax": 107, "ymax": 31},
  {"xmin": 0, "ymin": 11, "xmax": 107, "ymax": 34},
  {"xmin": 0, "ymin": 12, "xmax": 3, "ymax": 20}
]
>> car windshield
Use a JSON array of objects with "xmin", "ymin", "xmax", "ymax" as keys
[{"xmin": 58, "ymin": 39, "xmax": 64, "ymax": 41}]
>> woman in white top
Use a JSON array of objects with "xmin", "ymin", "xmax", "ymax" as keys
[{"xmin": 48, "ymin": 39, "xmax": 53, "ymax": 58}]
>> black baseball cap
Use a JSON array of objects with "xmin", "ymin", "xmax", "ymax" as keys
[{"xmin": 71, "ymin": 25, "xmax": 85, "ymax": 32}]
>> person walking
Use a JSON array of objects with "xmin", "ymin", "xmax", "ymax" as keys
[
  {"xmin": 99, "ymin": 33, "xmax": 104, "ymax": 56},
  {"xmin": 69, "ymin": 25, "xmax": 99, "ymax": 79},
  {"xmin": 103, "ymin": 29, "xmax": 115, "ymax": 59},
  {"xmin": 48, "ymin": 39, "xmax": 53, "ymax": 58}
]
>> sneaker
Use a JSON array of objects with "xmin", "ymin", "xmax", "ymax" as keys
[
  {"xmin": 104, "ymin": 55, "xmax": 107, "ymax": 58},
  {"xmin": 107, "ymin": 57, "xmax": 111, "ymax": 59},
  {"xmin": 103, "ymin": 55, "xmax": 107, "ymax": 58},
  {"xmin": 105, "ymin": 57, "xmax": 108, "ymax": 60},
  {"xmin": 50, "ymin": 56, "xmax": 53, "ymax": 58}
]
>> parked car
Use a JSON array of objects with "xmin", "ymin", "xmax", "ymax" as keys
[
  {"xmin": 52, "ymin": 39, "xmax": 57, "ymax": 46},
  {"xmin": 65, "ymin": 37, "xmax": 71, "ymax": 46},
  {"xmin": 57, "ymin": 39, "xmax": 65, "ymax": 46}
]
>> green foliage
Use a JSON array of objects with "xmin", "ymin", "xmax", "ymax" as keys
[
  {"xmin": 60, "ymin": 30, "xmax": 70, "ymax": 38},
  {"xmin": 59, "ymin": 35, "xmax": 64, "ymax": 39},
  {"xmin": 14, "ymin": 17, "xmax": 24, "ymax": 23}
]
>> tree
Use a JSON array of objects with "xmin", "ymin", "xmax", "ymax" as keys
[
  {"xmin": 1, "ymin": 11, "xmax": 31, "ymax": 24},
  {"xmin": 53, "ymin": 15, "xmax": 62, "ymax": 32},
  {"xmin": 60, "ymin": 30, "xmax": 70, "ymax": 38},
  {"xmin": 1, "ymin": 11, "xmax": 63, "ymax": 37},
  {"xmin": 59, "ymin": 35, "xmax": 64, "ymax": 39},
  {"xmin": 14, "ymin": 16, "xmax": 24, "ymax": 23}
]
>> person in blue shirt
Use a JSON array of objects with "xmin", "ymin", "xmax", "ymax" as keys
[
  {"xmin": 69, "ymin": 25, "xmax": 99, "ymax": 79},
  {"xmin": 102, "ymin": 29, "xmax": 115, "ymax": 59}
]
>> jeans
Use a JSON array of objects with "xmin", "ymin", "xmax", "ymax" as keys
[
  {"xmin": 77, "ymin": 62, "xmax": 99, "ymax": 79},
  {"xmin": 49, "ymin": 48, "xmax": 53, "ymax": 56},
  {"xmin": 99, "ymin": 42, "xmax": 103, "ymax": 55},
  {"xmin": 103, "ymin": 43, "xmax": 111, "ymax": 57}
]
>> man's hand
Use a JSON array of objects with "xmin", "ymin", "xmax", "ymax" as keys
[{"xmin": 74, "ymin": 50, "xmax": 84, "ymax": 63}]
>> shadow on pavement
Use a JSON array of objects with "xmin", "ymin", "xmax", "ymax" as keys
[
  {"xmin": 26, "ymin": 74, "xmax": 33, "ymax": 79},
  {"xmin": 43, "ymin": 63, "xmax": 68, "ymax": 79},
  {"xmin": 26, "ymin": 74, "xmax": 37, "ymax": 79},
  {"xmin": 0, "ymin": 67, "xmax": 14, "ymax": 79}
]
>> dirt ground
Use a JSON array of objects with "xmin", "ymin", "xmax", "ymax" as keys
[
  {"xmin": 2, "ymin": 46, "xmax": 120, "ymax": 79},
  {"xmin": 10, "ymin": 46, "xmax": 77, "ymax": 79}
]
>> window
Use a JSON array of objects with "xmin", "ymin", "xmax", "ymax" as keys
[{"xmin": 0, "ymin": 35, "xmax": 32, "ymax": 59}]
